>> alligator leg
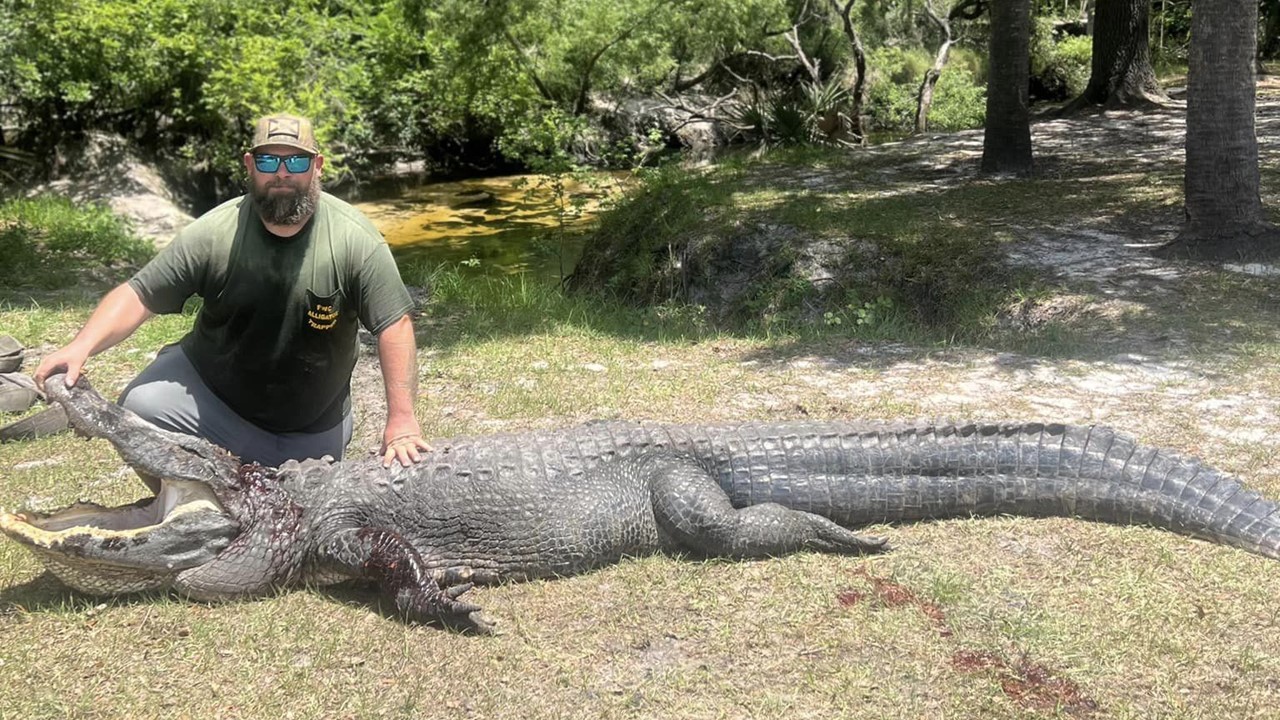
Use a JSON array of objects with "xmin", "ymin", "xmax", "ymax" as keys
[
  {"xmin": 323, "ymin": 527, "xmax": 493, "ymax": 634},
  {"xmin": 637, "ymin": 455, "xmax": 890, "ymax": 558}
]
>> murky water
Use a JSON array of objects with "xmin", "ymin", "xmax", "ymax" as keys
[{"xmin": 351, "ymin": 173, "xmax": 625, "ymax": 278}]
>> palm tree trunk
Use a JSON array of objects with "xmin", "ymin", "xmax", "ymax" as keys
[
  {"xmin": 981, "ymin": 0, "xmax": 1033, "ymax": 175},
  {"xmin": 1154, "ymin": 0, "xmax": 1280, "ymax": 260}
]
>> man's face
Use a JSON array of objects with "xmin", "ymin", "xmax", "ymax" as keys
[{"xmin": 243, "ymin": 144, "xmax": 324, "ymax": 227}]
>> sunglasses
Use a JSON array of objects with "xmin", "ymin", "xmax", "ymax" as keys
[{"xmin": 253, "ymin": 153, "xmax": 313, "ymax": 174}]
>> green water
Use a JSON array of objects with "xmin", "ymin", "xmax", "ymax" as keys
[{"xmin": 351, "ymin": 174, "xmax": 624, "ymax": 279}]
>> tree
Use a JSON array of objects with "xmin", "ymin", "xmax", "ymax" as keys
[
  {"xmin": 915, "ymin": 0, "xmax": 986, "ymax": 133},
  {"xmin": 1154, "ymin": 0, "xmax": 1280, "ymax": 260},
  {"xmin": 1062, "ymin": 0, "xmax": 1168, "ymax": 111},
  {"xmin": 981, "ymin": 0, "xmax": 1033, "ymax": 174},
  {"xmin": 829, "ymin": 0, "xmax": 870, "ymax": 143}
]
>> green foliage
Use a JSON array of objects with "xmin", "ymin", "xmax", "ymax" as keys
[
  {"xmin": 3, "ymin": 0, "xmax": 383, "ymax": 183},
  {"xmin": 576, "ymin": 160, "xmax": 1017, "ymax": 335},
  {"xmin": 571, "ymin": 162, "xmax": 734, "ymax": 306},
  {"xmin": 389, "ymin": 0, "xmax": 795, "ymax": 164},
  {"xmin": 865, "ymin": 46, "xmax": 986, "ymax": 132},
  {"xmin": 2, "ymin": 0, "xmax": 809, "ymax": 175},
  {"xmin": 2, "ymin": 0, "xmax": 1193, "ymax": 176},
  {"xmin": 1029, "ymin": 18, "xmax": 1092, "ymax": 100},
  {"xmin": 727, "ymin": 79, "xmax": 855, "ymax": 147},
  {"xmin": 0, "ymin": 196, "xmax": 154, "ymax": 288},
  {"xmin": 925, "ymin": 64, "xmax": 988, "ymax": 130}
]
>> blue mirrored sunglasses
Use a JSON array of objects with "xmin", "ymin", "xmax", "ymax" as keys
[{"xmin": 253, "ymin": 153, "xmax": 313, "ymax": 174}]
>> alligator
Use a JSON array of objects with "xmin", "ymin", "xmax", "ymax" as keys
[{"xmin": 3, "ymin": 374, "xmax": 1279, "ymax": 633}]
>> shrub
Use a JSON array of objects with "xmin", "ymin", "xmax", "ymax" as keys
[
  {"xmin": 1030, "ymin": 18, "xmax": 1092, "ymax": 101},
  {"xmin": 865, "ymin": 46, "xmax": 987, "ymax": 132},
  {"xmin": 925, "ymin": 64, "xmax": 987, "ymax": 131}
]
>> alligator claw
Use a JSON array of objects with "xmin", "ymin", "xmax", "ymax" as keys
[
  {"xmin": 444, "ymin": 582, "xmax": 474, "ymax": 600},
  {"xmin": 451, "ymin": 611, "xmax": 497, "ymax": 636},
  {"xmin": 394, "ymin": 578, "xmax": 495, "ymax": 634}
]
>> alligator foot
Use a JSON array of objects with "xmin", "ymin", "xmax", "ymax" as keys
[
  {"xmin": 326, "ymin": 528, "xmax": 497, "ymax": 633},
  {"xmin": 642, "ymin": 454, "xmax": 892, "ymax": 558},
  {"xmin": 398, "ymin": 581, "xmax": 495, "ymax": 635}
]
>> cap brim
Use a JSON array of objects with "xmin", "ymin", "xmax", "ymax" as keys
[{"xmin": 250, "ymin": 141, "xmax": 317, "ymax": 154}]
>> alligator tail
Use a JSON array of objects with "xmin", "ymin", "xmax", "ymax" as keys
[{"xmin": 702, "ymin": 422, "xmax": 1280, "ymax": 560}]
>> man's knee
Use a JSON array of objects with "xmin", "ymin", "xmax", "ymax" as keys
[{"xmin": 119, "ymin": 380, "xmax": 193, "ymax": 433}]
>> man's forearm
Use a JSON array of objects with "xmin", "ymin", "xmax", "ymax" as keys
[
  {"xmin": 376, "ymin": 314, "xmax": 421, "ymax": 428},
  {"xmin": 73, "ymin": 283, "xmax": 155, "ymax": 356},
  {"xmin": 35, "ymin": 282, "xmax": 155, "ymax": 387}
]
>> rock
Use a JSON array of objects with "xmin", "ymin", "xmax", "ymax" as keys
[{"xmin": 26, "ymin": 132, "xmax": 194, "ymax": 248}]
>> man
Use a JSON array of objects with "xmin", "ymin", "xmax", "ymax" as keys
[{"xmin": 35, "ymin": 113, "xmax": 431, "ymax": 469}]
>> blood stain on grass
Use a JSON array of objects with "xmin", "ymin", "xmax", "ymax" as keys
[
  {"xmin": 950, "ymin": 649, "xmax": 1100, "ymax": 716},
  {"xmin": 838, "ymin": 568, "xmax": 1100, "ymax": 715},
  {"xmin": 838, "ymin": 566, "xmax": 952, "ymax": 637}
]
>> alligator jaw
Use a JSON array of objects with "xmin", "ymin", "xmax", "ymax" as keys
[
  {"xmin": 42, "ymin": 373, "xmax": 244, "ymax": 502},
  {"xmin": 0, "ymin": 479, "xmax": 240, "ymax": 596}
]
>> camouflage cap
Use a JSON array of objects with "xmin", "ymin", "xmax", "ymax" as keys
[{"xmin": 250, "ymin": 113, "xmax": 318, "ymax": 154}]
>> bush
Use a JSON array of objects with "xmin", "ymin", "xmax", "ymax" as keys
[
  {"xmin": 865, "ymin": 46, "xmax": 987, "ymax": 133},
  {"xmin": 569, "ymin": 162, "xmax": 731, "ymax": 305},
  {"xmin": 0, "ymin": 196, "xmax": 154, "ymax": 288},
  {"xmin": 865, "ymin": 47, "xmax": 929, "ymax": 130},
  {"xmin": 1030, "ymin": 19, "xmax": 1092, "ymax": 101},
  {"xmin": 924, "ymin": 63, "xmax": 987, "ymax": 131}
]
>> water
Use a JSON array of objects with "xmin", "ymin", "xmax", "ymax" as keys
[{"xmin": 350, "ymin": 173, "xmax": 624, "ymax": 279}]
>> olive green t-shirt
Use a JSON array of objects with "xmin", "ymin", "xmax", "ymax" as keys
[{"xmin": 129, "ymin": 192, "xmax": 413, "ymax": 433}]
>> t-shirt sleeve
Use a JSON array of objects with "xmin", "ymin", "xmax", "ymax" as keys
[
  {"xmin": 128, "ymin": 229, "xmax": 208, "ymax": 314},
  {"xmin": 355, "ymin": 240, "xmax": 414, "ymax": 334}
]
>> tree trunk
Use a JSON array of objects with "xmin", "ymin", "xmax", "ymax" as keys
[
  {"xmin": 1153, "ymin": 0, "xmax": 1280, "ymax": 260},
  {"xmin": 914, "ymin": 1, "xmax": 955, "ymax": 133},
  {"xmin": 830, "ymin": 0, "xmax": 868, "ymax": 143},
  {"xmin": 981, "ymin": 0, "xmax": 1033, "ymax": 175},
  {"xmin": 1064, "ymin": 0, "xmax": 1168, "ymax": 111}
]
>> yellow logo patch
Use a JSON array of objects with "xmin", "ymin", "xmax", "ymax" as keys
[{"xmin": 308, "ymin": 302, "xmax": 338, "ymax": 330}]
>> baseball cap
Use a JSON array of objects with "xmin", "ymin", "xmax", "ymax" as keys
[{"xmin": 250, "ymin": 113, "xmax": 319, "ymax": 154}]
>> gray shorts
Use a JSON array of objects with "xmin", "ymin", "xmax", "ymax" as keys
[{"xmin": 119, "ymin": 344, "xmax": 353, "ymax": 467}]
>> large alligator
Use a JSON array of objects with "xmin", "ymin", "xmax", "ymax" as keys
[{"xmin": 3, "ymin": 374, "xmax": 1279, "ymax": 633}]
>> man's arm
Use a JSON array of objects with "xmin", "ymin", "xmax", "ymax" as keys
[
  {"xmin": 34, "ymin": 283, "xmax": 154, "ymax": 390},
  {"xmin": 376, "ymin": 313, "xmax": 431, "ymax": 468}
]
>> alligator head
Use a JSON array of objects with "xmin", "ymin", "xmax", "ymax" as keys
[{"xmin": 0, "ymin": 374, "xmax": 247, "ymax": 595}]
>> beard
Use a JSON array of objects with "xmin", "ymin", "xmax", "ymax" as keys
[{"xmin": 250, "ymin": 173, "xmax": 320, "ymax": 226}]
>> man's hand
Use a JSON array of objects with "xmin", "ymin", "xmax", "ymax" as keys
[
  {"xmin": 381, "ymin": 420, "xmax": 432, "ymax": 468},
  {"xmin": 375, "ymin": 313, "xmax": 430, "ymax": 468},
  {"xmin": 33, "ymin": 283, "xmax": 153, "ymax": 392},
  {"xmin": 33, "ymin": 344, "xmax": 91, "ymax": 392}
]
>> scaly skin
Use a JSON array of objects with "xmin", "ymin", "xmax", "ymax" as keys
[{"xmin": 2, "ymin": 374, "xmax": 1278, "ymax": 633}]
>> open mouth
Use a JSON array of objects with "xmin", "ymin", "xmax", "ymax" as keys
[{"xmin": 1, "ymin": 479, "xmax": 240, "ymax": 595}]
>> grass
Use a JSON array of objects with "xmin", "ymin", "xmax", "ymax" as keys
[
  {"xmin": 3, "ymin": 95, "xmax": 1280, "ymax": 719},
  {"xmin": 0, "ymin": 196, "xmax": 155, "ymax": 290}
]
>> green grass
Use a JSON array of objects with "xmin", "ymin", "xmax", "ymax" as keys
[{"xmin": 0, "ymin": 196, "xmax": 155, "ymax": 290}]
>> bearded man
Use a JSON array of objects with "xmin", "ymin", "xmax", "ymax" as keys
[{"xmin": 35, "ymin": 113, "xmax": 432, "ymax": 470}]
